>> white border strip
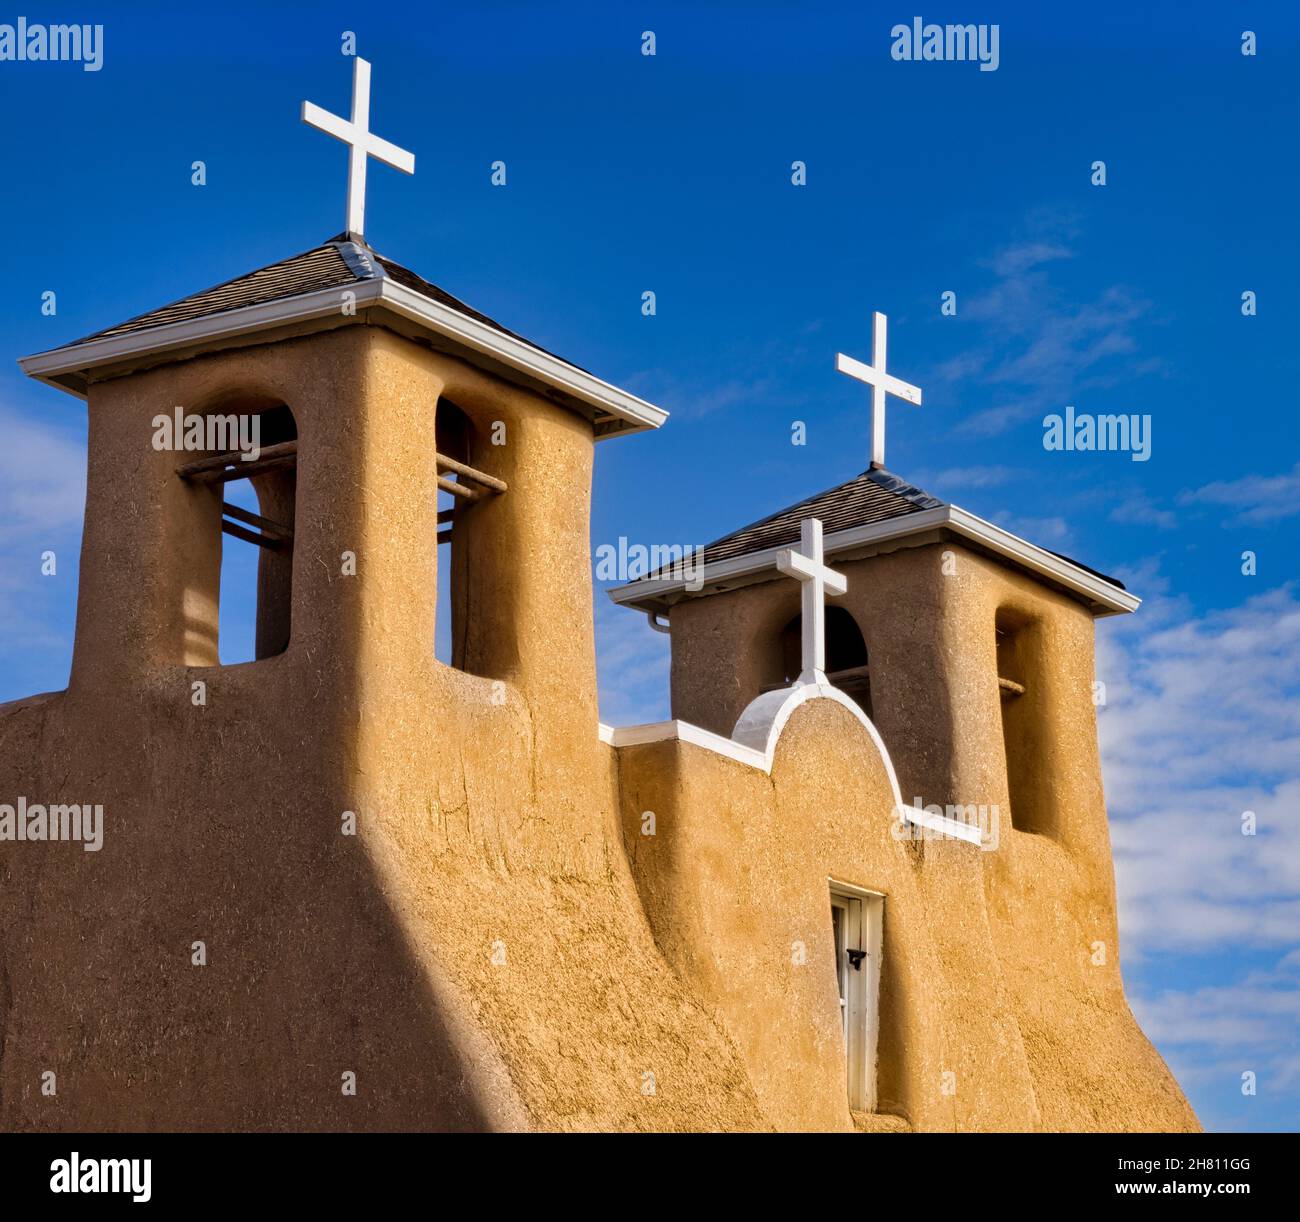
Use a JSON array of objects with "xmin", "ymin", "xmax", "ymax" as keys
[
  {"xmin": 19, "ymin": 279, "xmax": 668, "ymax": 437},
  {"xmin": 599, "ymin": 683, "xmax": 983, "ymax": 847},
  {"xmin": 599, "ymin": 718, "xmax": 767, "ymax": 770},
  {"xmin": 377, "ymin": 280, "xmax": 667, "ymax": 434},
  {"xmin": 607, "ymin": 504, "xmax": 1139, "ymax": 616},
  {"xmin": 19, "ymin": 282, "xmax": 378, "ymax": 381}
]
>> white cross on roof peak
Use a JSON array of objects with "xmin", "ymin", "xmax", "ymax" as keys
[
  {"xmin": 835, "ymin": 311, "xmax": 923, "ymax": 470},
  {"xmin": 302, "ymin": 57, "xmax": 415, "ymax": 241},
  {"xmin": 776, "ymin": 517, "xmax": 848, "ymax": 687}
]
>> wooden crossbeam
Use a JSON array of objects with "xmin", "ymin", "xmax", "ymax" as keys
[
  {"xmin": 435, "ymin": 450, "xmax": 506, "ymax": 494},
  {"xmin": 437, "ymin": 475, "xmax": 485, "ymax": 502},
  {"xmin": 222, "ymin": 519, "xmax": 285, "ymax": 551},
  {"xmin": 998, "ymin": 676, "xmax": 1026, "ymax": 696},
  {"xmin": 760, "ymin": 663, "xmax": 872, "ymax": 696},
  {"xmin": 179, "ymin": 440, "xmax": 299, "ymax": 483},
  {"xmin": 222, "ymin": 501, "xmax": 293, "ymax": 543}
]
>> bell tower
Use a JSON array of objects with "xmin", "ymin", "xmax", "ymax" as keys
[
  {"xmin": 605, "ymin": 309, "xmax": 1183, "ymax": 1133},
  {"xmin": 0, "ymin": 56, "xmax": 676, "ymax": 1131}
]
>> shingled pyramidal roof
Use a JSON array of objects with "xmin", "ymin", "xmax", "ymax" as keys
[
  {"xmin": 697, "ymin": 467, "xmax": 944, "ymax": 567},
  {"xmin": 64, "ymin": 236, "xmax": 571, "ymax": 361},
  {"xmin": 610, "ymin": 465, "xmax": 1135, "ymax": 618},
  {"xmin": 19, "ymin": 235, "xmax": 666, "ymax": 438}
]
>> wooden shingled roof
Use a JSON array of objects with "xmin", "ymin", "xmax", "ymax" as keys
[
  {"xmin": 62, "ymin": 235, "xmax": 585, "ymax": 373},
  {"xmin": 69, "ymin": 244, "xmax": 358, "ymax": 344},
  {"xmin": 625, "ymin": 465, "xmax": 1126, "ymax": 594},
  {"xmin": 696, "ymin": 467, "xmax": 944, "ymax": 567}
]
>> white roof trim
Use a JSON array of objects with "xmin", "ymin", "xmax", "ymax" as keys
[
  {"xmin": 599, "ymin": 718, "xmax": 768, "ymax": 770},
  {"xmin": 607, "ymin": 503, "xmax": 1139, "ymax": 617},
  {"xmin": 18, "ymin": 278, "xmax": 668, "ymax": 437},
  {"xmin": 946, "ymin": 505, "xmax": 1138, "ymax": 614},
  {"xmin": 599, "ymin": 682, "xmax": 984, "ymax": 847},
  {"xmin": 376, "ymin": 279, "xmax": 666, "ymax": 434},
  {"xmin": 19, "ymin": 281, "xmax": 374, "ymax": 384}
]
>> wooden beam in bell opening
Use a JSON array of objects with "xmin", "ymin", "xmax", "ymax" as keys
[
  {"xmin": 222, "ymin": 501, "xmax": 294, "ymax": 545},
  {"xmin": 436, "ymin": 475, "xmax": 485, "ymax": 502},
  {"xmin": 222, "ymin": 518, "xmax": 286, "ymax": 551},
  {"xmin": 179, "ymin": 440, "xmax": 299, "ymax": 483},
  {"xmin": 434, "ymin": 451, "xmax": 506, "ymax": 495}
]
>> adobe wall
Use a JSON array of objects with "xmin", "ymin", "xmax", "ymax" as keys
[
  {"xmin": 660, "ymin": 543, "xmax": 1198, "ymax": 1130},
  {"xmin": 927, "ymin": 545, "xmax": 1196, "ymax": 1130},
  {"xmin": 0, "ymin": 320, "xmax": 1196, "ymax": 1131},
  {"xmin": 615, "ymin": 698, "xmax": 1042, "ymax": 1131},
  {"xmin": 0, "ymin": 325, "xmax": 763, "ymax": 1131}
]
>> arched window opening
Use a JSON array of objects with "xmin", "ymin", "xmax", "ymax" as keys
[
  {"xmin": 434, "ymin": 397, "xmax": 507, "ymax": 674},
  {"xmin": 178, "ymin": 402, "xmax": 297, "ymax": 664},
  {"xmin": 777, "ymin": 606, "xmax": 872, "ymax": 716},
  {"xmin": 995, "ymin": 607, "xmax": 1052, "ymax": 836}
]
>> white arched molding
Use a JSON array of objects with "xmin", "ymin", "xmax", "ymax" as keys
[{"xmin": 599, "ymin": 683, "xmax": 985, "ymax": 848}]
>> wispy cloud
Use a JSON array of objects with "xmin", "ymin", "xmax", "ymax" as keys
[
  {"xmin": 0, "ymin": 401, "xmax": 85, "ymax": 696},
  {"xmin": 985, "ymin": 238, "xmax": 1073, "ymax": 278},
  {"xmin": 910, "ymin": 464, "xmax": 1019, "ymax": 492},
  {"xmin": 989, "ymin": 510, "xmax": 1072, "ymax": 545},
  {"xmin": 1129, "ymin": 952, "xmax": 1300, "ymax": 1130},
  {"xmin": 623, "ymin": 329, "xmax": 820, "ymax": 422},
  {"xmin": 1099, "ymin": 580, "xmax": 1300, "ymax": 954},
  {"xmin": 1098, "ymin": 574, "xmax": 1300, "ymax": 1128},
  {"xmin": 1110, "ymin": 492, "xmax": 1177, "ymax": 530},
  {"xmin": 594, "ymin": 594, "xmax": 671, "ymax": 725},
  {"xmin": 935, "ymin": 215, "xmax": 1160, "ymax": 438},
  {"xmin": 1136, "ymin": 956, "xmax": 1300, "ymax": 1054},
  {"xmin": 0, "ymin": 402, "xmax": 86, "ymax": 545},
  {"xmin": 1178, "ymin": 463, "xmax": 1300, "ymax": 526}
]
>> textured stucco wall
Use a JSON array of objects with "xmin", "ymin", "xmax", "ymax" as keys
[
  {"xmin": 0, "ymin": 323, "xmax": 1195, "ymax": 1131},
  {"xmin": 616, "ymin": 701, "xmax": 1042, "ymax": 1132},
  {"xmin": 659, "ymin": 542, "xmax": 1197, "ymax": 1131},
  {"xmin": 0, "ymin": 325, "xmax": 762, "ymax": 1132}
]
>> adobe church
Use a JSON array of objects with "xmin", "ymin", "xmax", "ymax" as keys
[{"xmin": 0, "ymin": 59, "xmax": 1196, "ymax": 1132}]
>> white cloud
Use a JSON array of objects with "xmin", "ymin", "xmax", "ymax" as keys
[
  {"xmin": 1179, "ymin": 463, "xmax": 1300, "ymax": 526},
  {"xmin": 594, "ymin": 593, "xmax": 670, "ymax": 726},
  {"xmin": 1099, "ymin": 582, "xmax": 1300, "ymax": 956},
  {"xmin": 989, "ymin": 510, "xmax": 1072, "ymax": 546},
  {"xmin": 0, "ymin": 403, "xmax": 86, "ymax": 659},
  {"xmin": 937, "ymin": 218, "xmax": 1159, "ymax": 438},
  {"xmin": 1135, "ymin": 963, "xmax": 1300, "ymax": 1053},
  {"xmin": 1095, "ymin": 575, "xmax": 1300, "ymax": 1128},
  {"xmin": 910, "ymin": 464, "xmax": 1018, "ymax": 491},
  {"xmin": 0, "ymin": 403, "xmax": 86, "ymax": 544},
  {"xmin": 1109, "ymin": 492, "xmax": 1177, "ymax": 531},
  {"xmin": 1128, "ymin": 952, "xmax": 1300, "ymax": 1127},
  {"xmin": 985, "ymin": 238, "xmax": 1073, "ymax": 278}
]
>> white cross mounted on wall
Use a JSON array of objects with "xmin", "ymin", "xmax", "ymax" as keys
[
  {"xmin": 302, "ymin": 57, "xmax": 415, "ymax": 241},
  {"xmin": 836, "ymin": 312, "xmax": 923, "ymax": 470},
  {"xmin": 777, "ymin": 517, "xmax": 848, "ymax": 687}
]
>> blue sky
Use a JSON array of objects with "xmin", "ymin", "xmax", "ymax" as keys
[{"xmin": 1, "ymin": 1, "xmax": 1297, "ymax": 1131}]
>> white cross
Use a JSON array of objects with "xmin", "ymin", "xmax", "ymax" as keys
[
  {"xmin": 302, "ymin": 57, "xmax": 415, "ymax": 241},
  {"xmin": 776, "ymin": 517, "xmax": 848, "ymax": 687},
  {"xmin": 836, "ymin": 311, "xmax": 923, "ymax": 470}
]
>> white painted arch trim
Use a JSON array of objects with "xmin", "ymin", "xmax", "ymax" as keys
[
  {"xmin": 599, "ymin": 682, "xmax": 982, "ymax": 847},
  {"xmin": 19, "ymin": 278, "xmax": 668, "ymax": 438}
]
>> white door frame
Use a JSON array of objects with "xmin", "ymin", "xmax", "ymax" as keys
[{"xmin": 829, "ymin": 879, "xmax": 884, "ymax": 1112}]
